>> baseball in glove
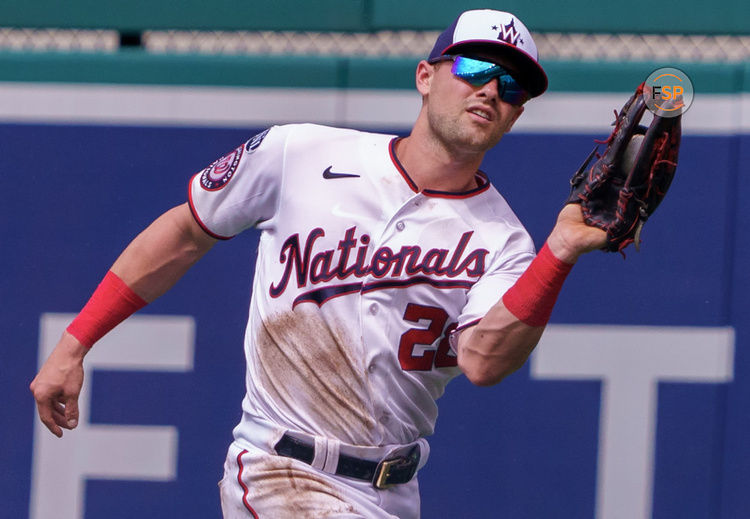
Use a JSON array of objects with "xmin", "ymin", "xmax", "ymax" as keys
[{"xmin": 566, "ymin": 82, "xmax": 682, "ymax": 253}]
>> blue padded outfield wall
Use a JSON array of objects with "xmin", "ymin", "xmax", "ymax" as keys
[{"xmin": 1, "ymin": 64, "xmax": 749, "ymax": 518}]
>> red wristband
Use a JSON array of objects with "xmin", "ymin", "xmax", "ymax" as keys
[
  {"xmin": 502, "ymin": 242, "xmax": 574, "ymax": 327},
  {"xmin": 66, "ymin": 271, "xmax": 148, "ymax": 348}
]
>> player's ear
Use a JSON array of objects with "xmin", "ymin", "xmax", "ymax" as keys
[{"xmin": 415, "ymin": 60, "xmax": 435, "ymax": 96}]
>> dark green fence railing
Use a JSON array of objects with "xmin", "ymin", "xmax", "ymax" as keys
[{"xmin": 1, "ymin": 0, "xmax": 748, "ymax": 34}]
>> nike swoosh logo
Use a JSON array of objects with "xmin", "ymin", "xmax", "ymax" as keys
[{"xmin": 323, "ymin": 166, "xmax": 360, "ymax": 179}]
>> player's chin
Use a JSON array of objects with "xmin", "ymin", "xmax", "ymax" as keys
[
  {"xmin": 435, "ymin": 118, "xmax": 502, "ymax": 153},
  {"xmin": 462, "ymin": 127, "xmax": 504, "ymax": 152},
  {"xmin": 464, "ymin": 119, "xmax": 505, "ymax": 144}
]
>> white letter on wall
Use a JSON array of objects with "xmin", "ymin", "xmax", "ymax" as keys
[
  {"xmin": 531, "ymin": 325, "xmax": 734, "ymax": 519},
  {"xmin": 30, "ymin": 313, "xmax": 195, "ymax": 519}
]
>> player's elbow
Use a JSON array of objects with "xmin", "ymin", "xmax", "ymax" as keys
[
  {"xmin": 456, "ymin": 323, "xmax": 542, "ymax": 386},
  {"xmin": 458, "ymin": 337, "xmax": 538, "ymax": 386},
  {"xmin": 462, "ymin": 367, "xmax": 505, "ymax": 387},
  {"xmin": 459, "ymin": 354, "xmax": 525, "ymax": 387}
]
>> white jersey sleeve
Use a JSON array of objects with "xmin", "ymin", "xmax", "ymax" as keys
[
  {"xmin": 458, "ymin": 248, "xmax": 535, "ymax": 329},
  {"xmin": 188, "ymin": 126, "xmax": 289, "ymax": 239},
  {"xmin": 452, "ymin": 189, "xmax": 536, "ymax": 330},
  {"xmin": 449, "ymin": 209, "xmax": 535, "ymax": 352}
]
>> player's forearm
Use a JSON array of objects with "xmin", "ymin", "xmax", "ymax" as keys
[
  {"xmin": 111, "ymin": 203, "xmax": 217, "ymax": 301},
  {"xmin": 457, "ymin": 304, "xmax": 544, "ymax": 386},
  {"xmin": 65, "ymin": 203, "xmax": 216, "ymax": 349},
  {"xmin": 458, "ymin": 227, "xmax": 585, "ymax": 386}
]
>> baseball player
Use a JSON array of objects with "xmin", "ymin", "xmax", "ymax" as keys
[{"xmin": 31, "ymin": 9, "xmax": 609, "ymax": 518}]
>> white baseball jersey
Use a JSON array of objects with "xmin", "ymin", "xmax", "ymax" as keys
[{"xmin": 189, "ymin": 124, "xmax": 535, "ymax": 449}]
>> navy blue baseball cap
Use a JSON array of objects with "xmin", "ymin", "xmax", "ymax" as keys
[{"xmin": 429, "ymin": 9, "xmax": 548, "ymax": 97}]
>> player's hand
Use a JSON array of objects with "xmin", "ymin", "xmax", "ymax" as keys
[
  {"xmin": 29, "ymin": 331, "xmax": 87, "ymax": 438},
  {"xmin": 547, "ymin": 204, "xmax": 608, "ymax": 263}
]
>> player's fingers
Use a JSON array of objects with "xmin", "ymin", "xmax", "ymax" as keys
[
  {"xmin": 51, "ymin": 401, "xmax": 80, "ymax": 430},
  {"xmin": 63, "ymin": 395, "xmax": 79, "ymax": 429},
  {"xmin": 52, "ymin": 401, "xmax": 66, "ymax": 418},
  {"xmin": 30, "ymin": 379, "xmax": 63, "ymax": 437},
  {"xmin": 35, "ymin": 399, "xmax": 63, "ymax": 438},
  {"xmin": 50, "ymin": 402, "xmax": 70, "ymax": 428}
]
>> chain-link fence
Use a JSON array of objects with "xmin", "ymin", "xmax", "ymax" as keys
[
  {"xmin": 0, "ymin": 28, "xmax": 118, "ymax": 51},
  {"xmin": 2, "ymin": 28, "xmax": 750, "ymax": 62}
]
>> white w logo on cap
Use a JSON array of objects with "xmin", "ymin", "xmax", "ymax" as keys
[{"xmin": 498, "ymin": 19, "xmax": 522, "ymax": 46}]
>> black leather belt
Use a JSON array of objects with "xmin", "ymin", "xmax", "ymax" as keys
[{"xmin": 274, "ymin": 433, "xmax": 420, "ymax": 490}]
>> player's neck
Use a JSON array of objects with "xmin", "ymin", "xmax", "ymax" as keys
[{"xmin": 395, "ymin": 135, "xmax": 484, "ymax": 193}]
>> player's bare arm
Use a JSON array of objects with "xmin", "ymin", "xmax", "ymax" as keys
[
  {"xmin": 110, "ymin": 203, "xmax": 218, "ymax": 300},
  {"xmin": 30, "ymin": 203, "xmax": 217, "ymax": 437},
  {"xmin": 456, "ymin": 204, "xmax": 607, "ymax": 386}
]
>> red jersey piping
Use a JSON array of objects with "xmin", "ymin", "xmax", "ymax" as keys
[{"xmin": 187, "ymin": 173, "xmax": 234, "ymax": 240}]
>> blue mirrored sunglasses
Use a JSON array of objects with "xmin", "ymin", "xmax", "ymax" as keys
[{"xmin": 432, "ymin": 55, "xmax": 531, "ymax": 106}]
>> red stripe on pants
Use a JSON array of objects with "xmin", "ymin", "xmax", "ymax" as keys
[{"xmin": 236, "ymin": 450, "xmax": 260, "ymax": 519}]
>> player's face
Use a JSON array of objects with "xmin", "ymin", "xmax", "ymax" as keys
[{"xmin": 418, "ymin": 53, "xmax": 526, "ymax": 155}]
